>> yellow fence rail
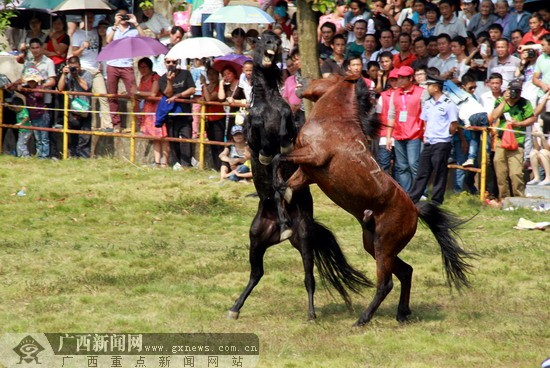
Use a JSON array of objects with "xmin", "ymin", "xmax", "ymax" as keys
[{"xmin": 1, "ymin": 88, "xmax": 495, "ymax": 202}]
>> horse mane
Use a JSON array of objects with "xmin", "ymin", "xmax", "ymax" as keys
[
  {"xmin": 250, "ymin": 30, "xmax": 283, "ymax": 105},
  {"xmin": 352, "ymin": 76, "xmax": 381, "ymax": 141}
]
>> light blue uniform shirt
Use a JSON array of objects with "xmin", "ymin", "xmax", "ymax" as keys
[{"xmin": 420, "ymin": 95, "xmax": 458, "ymax": 145}]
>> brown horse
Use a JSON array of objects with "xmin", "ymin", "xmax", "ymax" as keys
[{"xmin": 275, "ymin": 74, "xmax": 475, "ymax": 326}]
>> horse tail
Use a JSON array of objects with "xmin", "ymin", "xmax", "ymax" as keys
[
  {"xmin": 309, "ymin": 220, "xmax": 373, "ymax": 305},
  {"xmin": 416, "ymin": 201, "xmax": 476, "ymax": 289}
]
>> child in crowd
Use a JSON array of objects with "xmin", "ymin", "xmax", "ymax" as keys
[
  {"xmin": 219, "ymin": 125, "xmax": 251, "ymax": 182},
  {"xmin": 528, "ymin": 112, "xmax": 550, "ymax": 185},
  {"xmin": 457, "ymin": 73, "xmax": 489, "ymax": 168},
  {"xmin": 9, "ymin": 97, "xmax": 31, "ymax": 157},
  {"xmin": 190, "ymin": 58, "xmax": 207, "ymax": 139},
  {"xmin": 18, "ymin": 69, "xmax": 49, "ymax": 159}
]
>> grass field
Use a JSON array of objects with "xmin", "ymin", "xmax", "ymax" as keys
[{"xmin": 0, "ymin": 156, "xmax": 548, "ymax": 367}]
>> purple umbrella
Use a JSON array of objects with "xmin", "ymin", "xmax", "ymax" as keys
[
  {"xmin": 96, "ymin": 36, "xmax": 169, "ymax": 61},
  {"xmin": 212, "ymin": 54, "xmax": 251, "ymax": 75}
]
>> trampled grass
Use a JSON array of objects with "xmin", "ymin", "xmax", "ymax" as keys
[{"xmin": 0, "ymin": 156, "xmax": 548, "ymax": 367}]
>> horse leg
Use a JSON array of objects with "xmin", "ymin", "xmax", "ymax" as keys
[
  {"xmin": 290, "ymin": 218, "xmax": 317, "ymax": 321},
  {"xmin": 354, "ymin": 225, "xmax": 394, "ymax": 327},
  {"xmin": 280, "ymin": 107, "xmax": 296, "ymax": 153},
  {"xmin": 393, "ymin": 257, "xmax": 413, "ymax": 322},
  {"xmin": 228, "ymin": 201, "xmax": 280, "ymax": 319}
]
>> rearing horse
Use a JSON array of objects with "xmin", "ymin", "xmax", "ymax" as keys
[
  {"xmin": 228, "ymin": 32, "xmax": 372, "ymax": 321},
  {"xmin": 275, "ymin": 74, "xmax": 475, "ymax": 326}
]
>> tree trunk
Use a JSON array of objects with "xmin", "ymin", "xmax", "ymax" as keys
[{"xmin": 295, "ymin": 0, "xmax": 319, "ymax": 115}]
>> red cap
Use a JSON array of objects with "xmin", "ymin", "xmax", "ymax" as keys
[
  {"xmin": 397, "ymin": 66, "xmax": 414, "ymax": 77},
  {"xmin": 388, "ymin": 69, "xmax": 399, "ymax": 79}
]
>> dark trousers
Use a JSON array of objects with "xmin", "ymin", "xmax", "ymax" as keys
[
  {"xmin": 69, "ymin": 114, "xmax": 91, "ymax": 158},
  {"xmin": 206, "ymin": 118, "xmax": 225, "ymax": 170},
  {"xmin": 168, "ymin": 117, "xmax": 193, "ymax": 167},
  {"xmin": 410, "ymin": 142, "xmax": 452, "ymax": 205}
]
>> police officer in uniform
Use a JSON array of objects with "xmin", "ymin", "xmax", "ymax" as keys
[{"xmin": 409, "ymin": 74, "xmax": 459, "ymax": 205}]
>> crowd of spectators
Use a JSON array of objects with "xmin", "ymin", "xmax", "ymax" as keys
[{"xmin": 1, "ymin": 0, "xmax": 550, "ymax": 199}]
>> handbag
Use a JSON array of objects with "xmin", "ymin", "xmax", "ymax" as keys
[
  {"xmin": 70, "ymin": 96, "xmax": 90, "ymax": 118},
  {"xmin": 501, "ymin": 123, "xmax": 518, "ymax": 151}
]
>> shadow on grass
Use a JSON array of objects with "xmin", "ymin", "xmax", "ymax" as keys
[{"xmin": 318, "ymin": 301, "xmax": 446, "ymax": 324}]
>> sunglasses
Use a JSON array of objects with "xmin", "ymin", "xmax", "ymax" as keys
[
  {"xmin": 467, "ymin": 86, "xmax": 477, "ymax": 91},
  {"xmin": 165, "ymin": 60, "xmax": 177, "ymax": 65}
]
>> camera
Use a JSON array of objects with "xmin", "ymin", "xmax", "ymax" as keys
[
  {"xmin": 120, "ymin": 14, "xmax": 130, "ymax": 21},
  {"xmin": 69, "ymin": 66, "xmax": 77, "ymax": 74},
  {"xmin": 168, "ymin": 65, "xmax": 175, "ymax": 73},
  {"xmin": 527, "ymin": 49, "xmax": 536, "ymax": 59},
  {"xmin": 510, "ymin": 89, "xmax": 520, "ymax": 99}
]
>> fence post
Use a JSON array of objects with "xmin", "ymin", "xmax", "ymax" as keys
[
  {"xmin": 62, "ymin": 92, "xmax": 69, "ymax": 160},
  {"xmin": 199, "ymin": 103, "xmax": 206, "ymax": 170},
  {"xmin": 0, "ymin": 89, "xmax": 3, "ymax": 152},
  {"xmin": 130, "ymin": 97, "xmax": 136, "ymax": 164},
  {"xmin": 479, "ymin": 128, "xmax": 488, "ymax": 202}
]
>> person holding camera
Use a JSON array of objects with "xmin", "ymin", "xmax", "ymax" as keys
[
  {"xmin": 491, "ymin": 79, "xmax": 536, "ymax": 200},
  {"xmin": 105, "ymin": 9, "xmax": 145, "ymax": 132},
  {"xmin": 158, "ymin": 58, "xmax": 196, "ymax": 169},
  {"xmin": 57, "ymin": 56, "xmax": 93, "ymax": 158}
]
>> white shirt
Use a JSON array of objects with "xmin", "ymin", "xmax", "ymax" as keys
[
  {"xmin": 238, "ymin": 73, "xmax": 252, "ymax": 103},
  {"xmin": 428, "ymin": 53, "xmax": 457, "ymax": 75},
  {"xmin": 201, "ymin": 0, "xmax": 225, "ymax": 14},
  {"xmin": 72, "ymin": 29, "xmax": 100, "ymax": 69},
  {"xmin": 480, "ymin": 90, "xmax": 500, "ymax": 115}
]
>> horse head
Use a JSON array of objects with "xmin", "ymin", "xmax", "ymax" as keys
[{"xmin": 253, "ymin": 30, "xmax": 282, "ymax": 69}]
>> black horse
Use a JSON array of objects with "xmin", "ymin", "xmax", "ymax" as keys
[{"xmin": 228, "ymin": 31, "xmax": 373, "ymax": 321}]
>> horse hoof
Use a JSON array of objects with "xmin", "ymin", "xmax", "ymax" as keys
[
  {"xmin": 259, "ymin": 154, "xmax": 273, "ymax": 165},
  {"xmin": 284, "ymin": 187, "xmax": 293, "ymax": 203},
  {"xmin": 281, "ymin": 143, "xmax": 294, "ymax": 154},
  {"xmin": 227, "ymin": 310, "xmax": 240, "ymax": 320},
  {"xmin": 280, "ymin": 229, "xmax": 293, "ymax": 241}
]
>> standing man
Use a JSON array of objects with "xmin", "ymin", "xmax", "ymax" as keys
[
  {"xmin": 411, "ymin": 37, "xmax": 431, "ymax": 69},
  {"xmin": 409, "ymin": 74, "xmax": 459, "ymax": 205},
  {"xmin": 487, "ymin": 38, "xmax": 521, "ymax": 89},
  {"xmin": 106, "ymin": 10, "xmax": 146, "ymax": 132},
  {"xmin": 532, "ymin": 34, "xmax": 550, "ymax": 106},
  {"xmin": 158, "ymin": 58, "xmax": 196, "ymax": 169},
  {"xmin": 321, "ymin": 34, "xmax": 347, "ymax": 78},
  {"xmin": 505, "ymin": 0, "xmax": 531, "ymax": 39},
  {"xmin": 72, "ymin": 11, "xmax": 112, "ymax": 131},
  {"xmin": 427, "ymin": 33, "xmax": 457, "ymax": 80},
  {"xmin": 386, "ymin": 66, "xmax": 425, "ymax": 193},
  {"xmin": 492, "ymin": 80, "xmax": 536, "ymax": 200},
  {"xmin": 57, "ymin": 56, "xmax": 93, "ymax": 158},
  {"xmin": 434, "ymin": 0, "xmax": 468, "ymax": 39},
  {"xmin": 370, "ymin": 29, "xmax": 399, "ymax": 62},
  {"xmin": 393, "ymin": 33, "xmax": 416, "ymax": 68}
]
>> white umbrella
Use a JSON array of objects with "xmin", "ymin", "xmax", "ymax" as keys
[
  {"xmin": 52, "ymin": 0, "xmax": 113, "ymax": 14},
  {"xmin": 204, "ymin": 5, "xmax": 275, "ymax": 24},
  {"xmin": 166, "ymin": 37, "xmax": 233, "ymax": 60}
]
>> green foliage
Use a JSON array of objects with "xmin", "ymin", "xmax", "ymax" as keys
[{"xmin": 309, "ymin": 0, "xmax": 337, "ymax": 14}]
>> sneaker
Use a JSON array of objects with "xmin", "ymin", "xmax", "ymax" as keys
[
  {"xmin": 527, "ymin": 179, "xmax": 541, "ymax": 185},
  {"xmin": 191, "ymin": 157, "xmax": 199, "ymax": 168},
  {"xmin": 462, "ymin": 158, "xmax": 475, "ymax": 167},
  {"xmin": 538, "ymin": 180, "xmax": 550, "ymax": 186},
  {"xmin": 447, "ymin": 157, "xmax": 456, "ymax": 165},
  {"xmin": 420, "ymin": 195, "xmax": 428, "ymax": 201},
  {"xmin": 173, "ymin": 162, "xmax": 183, "ymax": 171}
]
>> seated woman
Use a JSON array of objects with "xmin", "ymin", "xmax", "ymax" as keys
[
  {"xmin": 219, "ymin": 125, "xmax": 250, "ymax": 181},
  {"xmin": 528, "ymin": 112, "xmax": 550, "ymax": 185},
  {"xmin": 135, "ymin": 57, "xmax": 168, "ymax": 167}
]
